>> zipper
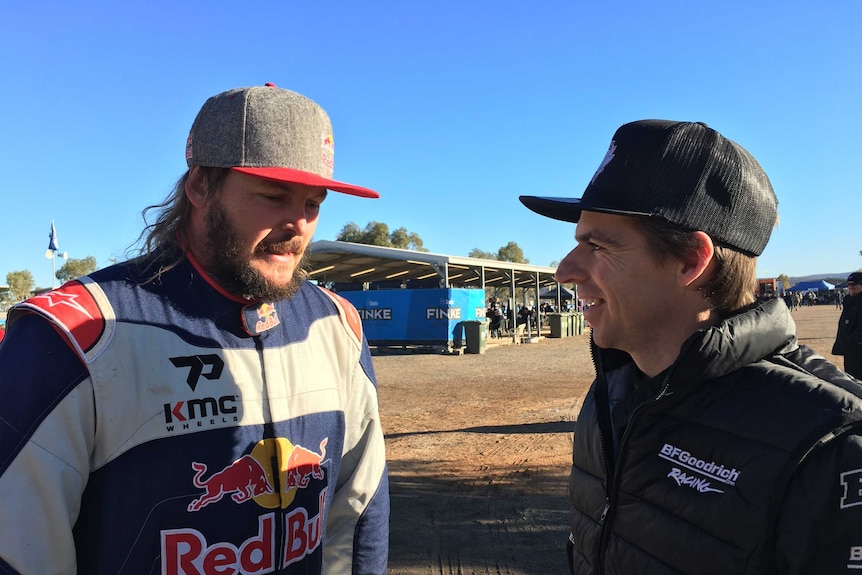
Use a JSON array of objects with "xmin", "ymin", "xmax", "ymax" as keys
[
  {"xmin": 589, "ymin": 340, "xmax": 618, "ymax": 484},
  {"xmin": 588, "ymin": 339, "xmax": 614, "ymax": 575},
  {"xmin": 592, "ymin": 338, "xmax": 691, "ymax": 573},
  {"xmin": 599, "ymin": 502, "xmax": 609, "ymax": 523},
  {"xmin": 256, "ymin": 335, "xmax": 286, "ymax": 569}
]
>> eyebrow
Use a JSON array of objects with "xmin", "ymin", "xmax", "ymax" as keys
[
  {"xmin": 576, "ymin": 229, "xmax": 619, "ymax": 246},
  {"xmin": 259, "ymin": 180, "xmax": 328, "ymax": 201}
]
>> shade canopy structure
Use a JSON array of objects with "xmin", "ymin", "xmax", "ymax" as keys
[
  {"xmin": 539, "ymin": 285, "xmax": 576, "ymax": 300},
  {"xmin": 788, "ymin": 280, "xmax": 835, "ymax": 292},
  {"xmin": 306, "ymin": 240, "xmax": 560, "ymax": 295}
]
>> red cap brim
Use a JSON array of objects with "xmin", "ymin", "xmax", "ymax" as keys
[{"xmin": 232, "ymin": 167, "xmax": 379, "ymax": 198}]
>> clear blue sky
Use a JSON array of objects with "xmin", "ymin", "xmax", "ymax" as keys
[{"xmin": 2, "ymin": 1, "xmax": 860, "ymax": 289}]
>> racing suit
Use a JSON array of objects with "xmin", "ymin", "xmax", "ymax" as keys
[
  {"xmin": 0, "ymin": 253, "xmax": 389, "ymax": 574},
  {"xmin": 568, "ymin": 297, "xmax": 862, "ymax": 574}
]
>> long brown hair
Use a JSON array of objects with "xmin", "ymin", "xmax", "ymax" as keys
[{"xmin": 133, "ymin": 167, "xmax": 230, "ymax": 280}]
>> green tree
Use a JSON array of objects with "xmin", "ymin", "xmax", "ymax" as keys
[
  {"xmin": 337, "ymin": 222, "xmax": 363, "ymax": 243},
  {"xmin": 56, "ymin": 256, "xmax": 98, "ymax": 283},
  {"xmin": 468, "ymin": 248, "xmax": 498, "ymax": 260},
  {"xmin": 777, "ymin": 274, "xmax": 791, "ymax": 293},
  {"xmin": 336, "ymin": 221, "xmax": 428, "ymax": 251},
  {"xmin": 389, "ymin": 227, "xmax": 425, "ymax": 251},
  {"xmin": 363, "ymin": 222, "xmax": 392, "ymax": 246},
  {"xmin": 6, "ymin": 270, "xmax": 35, "ymax": 302},
  {"xmin": 0, "ymin": 290, "xmax": 13, "ymax": 312},
  {"xmin": 390, "ymin": 227, "xmax": 409, "ymax": 249},
  {"xmin": 497, "ymin": 242, "xmax": 528, "ymax": 264},
  {"xmin": 469, "ymin": 242, "xmax": 529, "ymax": 263}
]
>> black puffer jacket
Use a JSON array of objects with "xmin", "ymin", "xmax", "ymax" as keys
[{"xmin": 569, "ymin": 298, "xmax": 862, "ymax": 574}]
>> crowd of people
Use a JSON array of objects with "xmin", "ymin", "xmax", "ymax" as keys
[
  {"xmin": 485, "ymin": 297, "xmax": 579, "ymax": 339},
  {"xmin": 783, "ymin": 288, "xmax": 848, "ymax": 310}
]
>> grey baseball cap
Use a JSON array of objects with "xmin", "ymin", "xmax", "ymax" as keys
[
  {"xmin": 520, "ymin": 120, "xmax": 778, "ymax": 256},
  {"xmin": 185, "ymin": 83, "xmax": 379, "ymax": 198}
]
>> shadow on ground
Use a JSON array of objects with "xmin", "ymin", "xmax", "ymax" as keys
[
  {"xmin": 387, "ymin": 420, "xmax": 576, "ymax": 440},
  {"xmin": 387, "ymin": 421, "xmax": 573, "ymax": 575}
]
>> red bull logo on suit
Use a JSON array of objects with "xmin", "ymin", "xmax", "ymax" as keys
[
  {"xmin": 162, "ymin": 491, "xmax": 327, "ymax": 575},
  {"xmin": 187, "ymin": 455, "xmax": 273, "ymax": 511},
  {"xmin": 186, "ymin": 437, "xmax": 328, "ymax": 511},
  {"xmin": 161, "ymin": 436, "xmax": 329, "ymax": 573}
]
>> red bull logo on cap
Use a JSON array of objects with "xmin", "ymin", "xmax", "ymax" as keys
[{"xmin": 321, "ymin": 133, "xmax": 334, "ymax": 171}]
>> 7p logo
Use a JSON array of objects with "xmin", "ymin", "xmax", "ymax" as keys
[{"xmin": 170, "ymin": 354, "xmax": 225, "ymax": 391}]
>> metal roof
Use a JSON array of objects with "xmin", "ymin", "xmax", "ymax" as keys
[{"xmin": 306, "ymin": 240, "xmax": 564, "ymax": 292}]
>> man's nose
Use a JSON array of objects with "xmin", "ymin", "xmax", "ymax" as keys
[
  {"xmin": 554, "ymin": 248, "xmax": 581, "ymax": 284},
  {"xmin": 277, "ymin": 203, "xmax": 309, "ymax": 232}
]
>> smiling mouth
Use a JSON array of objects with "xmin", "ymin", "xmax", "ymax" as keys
[
  {"xmin": 581, "ymin": 298, "xmax": 604, "ymax": 310},
  {"xmin": 263, "ymin": 248, "xmax": 296, "ymax": 257}
]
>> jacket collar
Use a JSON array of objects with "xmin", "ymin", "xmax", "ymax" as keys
[{"xmin": 593, "ymin": 298, "xmax": 798, "ymax": 391}]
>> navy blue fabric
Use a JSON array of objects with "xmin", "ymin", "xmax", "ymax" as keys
[{"xmin": 0, "ymin": 314, "xmax": 87, "ymax": 475}]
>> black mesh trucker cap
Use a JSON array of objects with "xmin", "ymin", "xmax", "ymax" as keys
[{"xmin": 520, "ymin": 120, "xmax": 778, "ymax": 256}]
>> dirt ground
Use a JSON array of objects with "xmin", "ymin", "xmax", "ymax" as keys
[{"xmin": 373, "ymin": 303, "xmax": 848, "ymax": 575}]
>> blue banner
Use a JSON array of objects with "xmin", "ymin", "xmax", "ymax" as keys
[{"xmin": 338, "ymin": 288, "xmax": 487, "ymax": 346}]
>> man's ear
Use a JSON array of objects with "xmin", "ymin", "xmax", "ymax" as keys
[
  {"xmin": 680, "ymin": 231, "xmax": 715, "ymax": 289},
  {"xmin": 185, "ymin": 166, "xmax": 209, "ymax": 208}
]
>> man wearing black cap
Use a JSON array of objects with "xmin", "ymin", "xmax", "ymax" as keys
[
  {"xmin": 521, "ymin": 120, "xmax": 862, "ymax": 574},
  {"xmin": 833, "ymin": 272, "xmax": 862, "ymax": 379},
  {"xmin": 0, "ymin": 85, "xmax": 389, "ymax": 574}
]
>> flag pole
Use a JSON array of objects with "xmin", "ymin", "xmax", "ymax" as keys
[{"xmin": 45, "ymin": 219, "xmax": 63, "ymax": 289}]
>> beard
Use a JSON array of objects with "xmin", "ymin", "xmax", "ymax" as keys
[{"xmin": 203, "ymin": 201, "xmax": 308, "ymax": 301}]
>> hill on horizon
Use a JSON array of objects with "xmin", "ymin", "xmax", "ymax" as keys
[{"xmin": 788, "ymin": 272, "xmax": 854, "ymax": 286}]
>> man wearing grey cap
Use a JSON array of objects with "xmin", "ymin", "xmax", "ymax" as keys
[
  {"xmin": 521, "ymin": 120, "xmax": 862, "ymax": 574},
  {"xmin": 833, "ymin": 271, "xmax": 862, "ymax": 379},
  {"xmin": 0, "ymin": 84, "xmax": 389, "ymax": 574}
]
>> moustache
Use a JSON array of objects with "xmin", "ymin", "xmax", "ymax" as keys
[{"xmin": 256, "ymin": 237, "xmax": 304, "ymax": 256}]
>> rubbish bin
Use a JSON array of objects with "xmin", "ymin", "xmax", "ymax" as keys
[
  {"xmin": 548, "ymin": 313, "xmax": 566, "ymax": 338},
  {"xmin": 572, "ymin": 312, "xmax": 584, "ymax": 335},
  {"xmin": 464, "ymin": 320, "xmax": 487, "ymax": 354}
]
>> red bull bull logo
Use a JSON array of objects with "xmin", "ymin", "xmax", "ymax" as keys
[
  {"xmin": 187, "ymin": 437, "xmax": 329, "ymax": 511},
  {"xmin": 286, "ymin": 438, "xmax": 327, "ymax": 490},
  {"xmin": 187, "ymin": 455, "xmax": 273, "ymax": 512}
]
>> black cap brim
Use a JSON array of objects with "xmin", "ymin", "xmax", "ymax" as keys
[
  {"xmin": 519, "ymin": 196, "xmax": 584, "ymax": 223},
  {"xmin": 521, "ymin": 194, "xmax": 660, "ymax": 226}
]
